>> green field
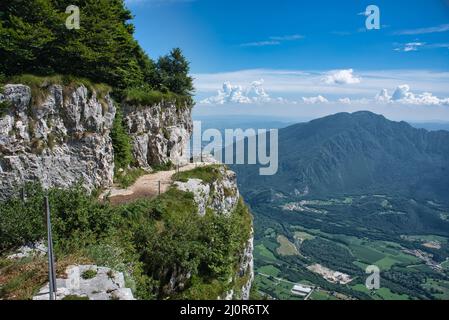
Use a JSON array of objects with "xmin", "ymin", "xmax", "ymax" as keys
[
  {"xmin": 255, "ymin": 274, "xmax": 302, "ymax": 300},
  {"xmin": 309, "ymin": 289, "xmax": 338, "ymax": 300},
  {"xmin": 352, "ymin": 284, "xmax": 410, "ymax": 300},
  {"xmin": 258, "ymin": 265, "xmax": 281, "ymax": 277},
  {"xmin": 255, "ymin": 244, "xmax": 277, "ymax": 261},
  {"xmin": 252, "ymin": 195, "xmax": 449, "ymax": 300}
]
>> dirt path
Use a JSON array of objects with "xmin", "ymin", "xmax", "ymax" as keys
[{"xmin": 101, "ymin": 163, "xmax": 208, "ymax": 205}]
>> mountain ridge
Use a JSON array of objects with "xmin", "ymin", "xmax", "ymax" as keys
[{"xmin": 233, "ymin": 111, "xmax": 449, "ymax": 204}]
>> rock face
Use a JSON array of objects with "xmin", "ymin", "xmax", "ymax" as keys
[
  {"xmin": 33, "ymin": 265, "xmax": 134, "ymax": 300},
  {"xmin": 122, "ymin": 102, "xmax": 193, "ymax": 168},
  {"xmin": 173, "ymin": 164, "xmax": 253, "ymax": 300},
  {"xmin": 0, "ymin": 84, "xmax": 194, "ymax": 199},
  {"xmin": 6, "ymin": 241, "xmax": 47, "ymax": 260},
  {"xmin": 0, "ymin": 84, "xmax": 116, "ymax": 199},
  {"xmin": 238, "ymin": 234, "xmax": 254, "ymax": 300},
  {"xmin": 174, "ymin": 166, "xmax": 240, "ymax": 217}
]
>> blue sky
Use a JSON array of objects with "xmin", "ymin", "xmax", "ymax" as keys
[{"xmin": 125, "ymin": 0, "xmax": 449, "ymax": 122}]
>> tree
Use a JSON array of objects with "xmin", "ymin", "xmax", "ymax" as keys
[
  {"xmin": 0, "ymin": 1, "xmax": 194, "ymax": 101},
  {"xmin": 156, "ymin": 48, "xmax": 194, "ymax": 96},
  {"xmin": 0, "ymin": 0, "xmax": 158, "ymax": 92},
  {"xmin": 111, "ymin": 107, "xmax": 133, "ymax": 169}
]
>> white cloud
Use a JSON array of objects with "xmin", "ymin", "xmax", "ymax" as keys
[
  {"xmin": 194, "ymin": 69, "xmax": 449, "ymax": 108},
  {"xmin": 240, "ymin": 34, "xmax": 304, "ymax": 47},
  {"xmin": 395, "ymin": 24, "xmax": 449, "ymax": 35},
  {"xmin": 376, "ymin": 85, "xmax": 449, "ymax": 106},
  {"xmin": 240, "ymin": 40, "xmax": 281, "ymax": 47},
  {"xmin": 375, "ymin": 89, "xmax": 391, "ymax": 103},
  {"xmin": 269, "ymin": 34, "xmax": 304, "ymax": 41},
  {"xmin": 323, "ymin": 69, "xmax": 361, "ymax": 85},
  {"xmin": 302, "ymin": 95, "xmax": 329, "ymax": 104},
  {"xmin": 338, "ymin": 97, "xmax": 352, "ymax": 104},
  {"xmin": 394, "ymin": 42, "xmax": 425, "ymax": 52},
  {"xmin": 200, "ymin": 79, "xmax": 272, "ymax": 105}
]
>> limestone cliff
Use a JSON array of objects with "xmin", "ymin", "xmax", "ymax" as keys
[
  {"xmin": 122, "ymin": 102, "xmax": 193, "ymax": 168},
  {"xmin": 0, "ymin": 84, "xmax": 193, "ymax": 198},
  {"xmin": 0, "ymin": 84, "xmax": 116, "ymax": 199},
  {"xmin": 0, "ymin": 83, "xmax": 254, "ymax": 301}
]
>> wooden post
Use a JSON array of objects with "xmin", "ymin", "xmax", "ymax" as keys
[
  {"xmin": 45, "ymin": 196, "xmax": 57, "ymax": 300},
  {"xmin": 158, "ymin": 181, "xmax": 161, "ymax": 195}
]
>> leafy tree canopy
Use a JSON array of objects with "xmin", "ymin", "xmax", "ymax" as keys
[{"xmin": 0, "ymin": 0, "xmax": 193, "ymax": 99}]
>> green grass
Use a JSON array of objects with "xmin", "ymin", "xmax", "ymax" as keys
[
  {"xmin": 123, "ymin": 86, "xmax": 192, "ymax": 110},
  {"xmin": 81, "ymin": 269, "xmax": 97, "ymax": 280},
  {"xmin": 374, "ymin": 256, "xmax": 400, "ymax": 270},
  {"xmin": 3, "ymin": 74, "xmax": 111, "ymax": 107},
  {"xmin": 309, "ymin": 289, "xmax": 338, "ymax": 300},
  {"xmin": 114, "ymin": 168, "xmax": 147, "ymax": 189},
  {"xmin": 255, "ymin": 244, "xmax": 277, "ymax": 262},
  {"xmin": 173, "ymin": 165, "xmax": 224, "ymax": 184},
  {"xmin": 401, "ymin": 234, "xmax": 448, "ymax": 243},
  {"xmin": 255, "ymin": 275, "xmax": 302, "ymax": 300},
  {"xmin": 353, "ymin": 260, "xmax": 370, "ymax": 270},
  {"xmin": 257, "ymin": 265, "xmax": 281, "ymax": 277},
  {"xmin": 151, "ymin": 161, "xmax": 174, "ymax": 172},
  {"xmin": 351, "ymin": 284, "xmax": 410, "ymax": 300},
  {"xmin": 348, "ymin": 244, "xmax": 385, "ymax": 264}
]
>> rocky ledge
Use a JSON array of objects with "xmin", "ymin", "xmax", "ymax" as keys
[
  {"xmin": 33, "ymin": 265, "xmax": 134, "ymax": 300},
  {"xmin": 173, "ymin": 164, "xmax": 254, "ymax": 300}
]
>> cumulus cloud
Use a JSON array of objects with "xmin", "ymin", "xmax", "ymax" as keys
[
  {"xmin": 302, "ymin": 95, "xmax": 329, "ymax": 104},
  {"xmin": 375, "ymin": 89, "xmax": 392, "ymax": 103},
  {"xmin": 338, "ymin": 97, "xmax": 352, "ymax": 104},
  {"xmin": 376, "ymin": 85, "xmax": 449, "ymax": 106},
  {"xmin": 323, "ymin": 69, "xmax": 361, "ymax": 85},
  {"xmin": 200, "ymin": 79, "xmax": 271, "ymax": 104}
]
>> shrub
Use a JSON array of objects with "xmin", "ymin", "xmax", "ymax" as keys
[
  {"xmin": 114, "ymin": 168, "xmax": 147, "ymax": 189},
  {"xmin": 111, "ymin": 106, "xmax": 133, "ymax": 170},
  {"xmin": 123, "ymin": 85, "xmax": 192, "ymax": 109},
  {"xmin": 0, "ymin": 166, "xmax": 253, "ymax": 300},
  {"xmin": 81, "ymin": 269, "xmax": 97, "ymax": 280}
]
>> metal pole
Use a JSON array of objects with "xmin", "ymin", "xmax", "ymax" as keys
[
  {"xmin": 45, "ymin": 196, "xmax": 57, "ymax": 300},
  {"xmin": 158, "ymin": 181, "xmax": 161, "ymax": 195},
  {"xmin": 21, "ymin": 186, "xmax": 25, "ymax": 202}
]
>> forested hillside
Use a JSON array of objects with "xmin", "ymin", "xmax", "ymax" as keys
[{"xmin": 0, "ymin": 0, "xmax": 193, "ymax": 99}]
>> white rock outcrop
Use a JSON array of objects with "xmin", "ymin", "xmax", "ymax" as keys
[
  {"xmin": 123, "ymin": 102, "xmax": 193, "ymax": 168},
  {"xmin": 33, "ymin": 265, "xmax": 134, "ymax": 300},
  {"xmin": 174, "ymin": 166, "xmax": 239, "ymax": 217}
]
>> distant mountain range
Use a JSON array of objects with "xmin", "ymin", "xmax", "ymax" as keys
[{"xmin": 232, "ymin": 111, "xmax": 449, "ymax": 205}]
